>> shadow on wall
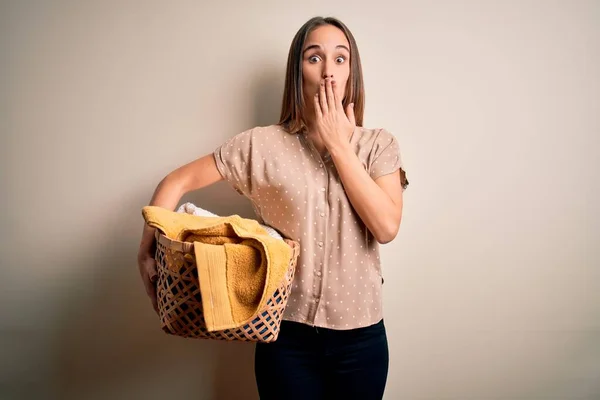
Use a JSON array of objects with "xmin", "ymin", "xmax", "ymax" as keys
[
  {"xmin": 251, "ymin": 67, "xmax": 285, "ymax": 128},
  {"xmin": 51, "ymin": 67, "xmax": 284, "ymax": 400},
  {"xmin": 211, "ymin": 65, "xmax": 284, "ymax": 400}
]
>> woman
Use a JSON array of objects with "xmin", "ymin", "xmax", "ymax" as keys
[{"xmin": 138, "ymin": 16, "xmax": 409, "ymax": 400}]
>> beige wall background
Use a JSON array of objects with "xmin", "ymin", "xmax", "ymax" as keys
[{"xmin": 1, "ymin": 0, "xmax": 599, "ymax": 399}]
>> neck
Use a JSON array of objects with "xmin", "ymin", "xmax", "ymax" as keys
[{"xmin": 300, "ymin": 119, "xmax": 327, "ymax": 156}]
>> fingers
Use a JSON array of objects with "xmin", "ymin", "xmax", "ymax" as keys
[
  {"xmin": 144, "ymin": 278, "xmax": 159, "ymax": 314},
  {"xmin": 333, "ymin": 80, "xmax": 344, "ymax": 110},
  {"xmin": 143, "ymin": 273, "xmax": 156, "ymax": 297},
  {"xmin": 325, "ymin": 78, "xmax": 336, "ymax": 112},
  {"xmin": 149, "ymin": 262, "xmax": 157, "ymax": 283},
  {"xmin": 140, "ymin": 256, "xmax": 160, "ymax": 314},
  {"xmin": 151, "ymin": 296, "xmax": 159, "ymax": 315},
  {"xmin": 319, "ymin": 80, "xmax": 328, "ymax": 114},
  {"xmin": 313, "ymin": 92, "xmax": 323, "ymax": 119},
  {"xmin": 317, "ymin": 78, "xmax": 338, "ymax": 116}
]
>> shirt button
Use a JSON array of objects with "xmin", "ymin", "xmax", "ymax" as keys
[
  {"xmin": 321, "ymin": 187, "xmax": 326, "ymax": 192},
  {"xmin": 319, "ymin": 163, "xmax": 323, "ymax": 168},
  {"xmin": 318, "ymin": 241, "xmax": 324, "ymax": 247},
  {"xmin": 320, "ymin": 212, "xmax": 325, "ymax": 217},
  {"xmin": 316, "ymin": 271, "xmax": 322, "ymax": 277}
]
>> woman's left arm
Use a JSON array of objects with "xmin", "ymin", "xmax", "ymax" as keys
[
  {"xmin": 329, "ymin": 144, "xmax": 403, "ymax": 244},
  {"xmin": 314, "ymin": 78, "xmax": 403, "ymax": 244}
]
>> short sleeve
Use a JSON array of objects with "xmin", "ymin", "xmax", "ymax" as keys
[
  {"xmin": 369, "ymin": 129, "xmax": 409, "ymax": 190},
  {"xmin": 213, "ymin": 128, "xmax": 254, "ymax": 196}
]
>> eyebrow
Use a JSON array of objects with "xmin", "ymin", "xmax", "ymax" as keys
[{"xmin": 303, "ymin": 44, "xmax": 350, "ymax": 54}]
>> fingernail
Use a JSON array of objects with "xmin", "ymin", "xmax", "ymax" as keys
[{"xmin": 351, "ymin": 103, "xmax": 354, "ymax": 108}]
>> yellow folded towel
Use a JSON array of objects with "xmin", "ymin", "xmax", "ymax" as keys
[{"xmin": 142, "ymin": 206, "xmax": 293, "ymax": 332}]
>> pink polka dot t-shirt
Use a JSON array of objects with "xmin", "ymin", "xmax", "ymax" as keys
[{"xmin": 213, "ymin": 124, "xmax": 408, "ymax": 330}]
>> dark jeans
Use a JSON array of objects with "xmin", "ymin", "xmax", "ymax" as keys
[{"xmin": 254, "ymin": 318, "xmax": 389, "ymax": 400}]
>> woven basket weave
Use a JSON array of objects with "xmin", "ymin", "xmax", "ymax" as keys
[{"xmin": 154, "ymin": 230, "xmax": 300, "ymax": 342}]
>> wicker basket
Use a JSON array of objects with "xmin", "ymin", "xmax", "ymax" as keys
[{"xmin": 154, "ymin": 230, "xmax": 300, "ymax": 342}]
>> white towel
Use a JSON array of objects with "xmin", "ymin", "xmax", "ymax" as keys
[{"xmin": 176, "ymin": 202, "xmax": 284, "ymax": 240}]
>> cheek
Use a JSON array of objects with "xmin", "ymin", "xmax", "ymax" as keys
[
  {"xmin": 338, "ymin": 79, "xmax": 349, "ymax": 96},
  {"xmin": 303, "ymin": 79, "xmax": 321, "ymax": 99},
  {"xmin": 304, "ymin": 74, "xmax": 319, "ymax": 88},
  {"xmin": 336, "ymin": 68, "xmax": 349, "ymax": 86}
]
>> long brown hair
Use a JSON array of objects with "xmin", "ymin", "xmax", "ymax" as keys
[{"xmin": 278, "ymin": 17, "xmax": 365, "ymax": 134}]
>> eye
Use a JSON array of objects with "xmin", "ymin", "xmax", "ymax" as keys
[
  {"xmin": 308, "ymin": 55, "xmax": 321, "ymax": 63},
  {"xmin": 336, "ymin": 56, "xmax": 347, "ymax": 64}
]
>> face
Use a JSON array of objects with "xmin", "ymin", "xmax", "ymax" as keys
[{"xmin": 302, "ymin": 25, "xmax": 351, "ymax": 112}]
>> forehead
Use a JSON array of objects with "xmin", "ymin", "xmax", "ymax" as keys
[{"xmin": 305, "ymin": 25, "xmax": 349, "ymax": 49}]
